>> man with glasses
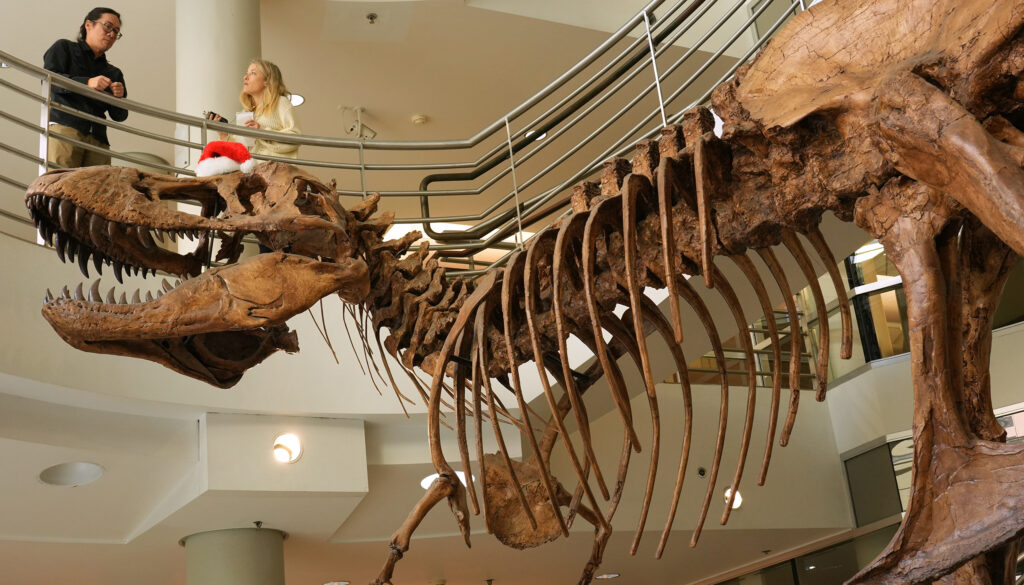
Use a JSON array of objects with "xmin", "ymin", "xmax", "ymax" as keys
[{"xmin": 43, "ymin": 7, "xmax": 128, "ymax": 168}]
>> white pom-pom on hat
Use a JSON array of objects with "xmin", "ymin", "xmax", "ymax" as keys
[{"xmin": 196, "ymin": 140, "xmax": 255, "ymax": 177}]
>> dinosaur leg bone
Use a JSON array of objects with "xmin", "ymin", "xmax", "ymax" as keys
[
  {"xmin": 372, "ymin": 474, "xmax": 458, "ymax": 585},
  {"xmin": 849, "ymin": 180, "xmax": 1024, "ymax": 585}
]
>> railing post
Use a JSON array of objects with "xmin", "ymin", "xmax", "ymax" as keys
[
  {"xmin": 359, "ymin": 142, "xmax": 367, "ymax": 200},
  {"xmin": 503, "ymin": 117, "xmax": 525, "ymax": 251},
  {"xmin": 38, "ymin": 72, "xmax": 52, "ymax": 176},
  {"xmin": 643, "ymin": 10, "xmax": 668, "ymax": 128}
]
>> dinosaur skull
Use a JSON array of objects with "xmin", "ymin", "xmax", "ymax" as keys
[{"xmin": 25, "ymin": 162, "xmax": 371, "ymax": 387}]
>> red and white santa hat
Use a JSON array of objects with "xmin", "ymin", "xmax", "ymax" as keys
[{"xmin": 196, "ymin": 140, "xmax": 256, "ymax": 177}]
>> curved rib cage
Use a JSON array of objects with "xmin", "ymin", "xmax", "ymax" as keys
[
  {"xmin": 362, "ymin": 112, "xmax": 858, "ymax": 585},
  {"xmin": 21, "ymin": 0, "xmax": 1024, "ymax": 583}
]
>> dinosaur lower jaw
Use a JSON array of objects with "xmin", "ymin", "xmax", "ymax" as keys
[
  {"xmin": 41, "ymin": 252, "xmax": 368, "ymax": 341},
  {"xmin": 40, "ymin": 252, "xmax": 369, "ymax": 385},
  {"xmin": 59, "ymin": 327, "xmax": 299, "ymax": 388}
]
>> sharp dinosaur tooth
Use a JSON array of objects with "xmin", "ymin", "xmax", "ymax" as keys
[
  {"xmin": 151, "ymin": 228, "xmax": 164, "ymax": 244},
  {"xmin": 75, "ymin": 206, "xmax": 90, "ymax": 231},
  {"xmin": 165, "ymin": 230, "xmax": 177, "ymax": 243},
  {"xmin": 74, "ymin": 282, "xmax": 84, "ymax": 300},
  {"xmin": 174, "ymin": 279, "xmax": 182, "ymax": 287},
  {"xmin": 77, "ymin": 245, "xmax": 92, "ymax": 278},
  {"xmin": 58, "ymin": 199, "xmax": 74, "ymax": 232},
  {"xmin": 29, "ymin": 206, "xmax": 39, "ymax": 223},
  {"xmin": 92, "ymin": 251, "xmax": 103, "ymax": 275},
  {"xmin": 145, "ymin": 290, "xmax": 154, "ymax": 302},
  {"xmin": 44, "ymin": 289, "xmax": 54, "ymax": 303},
  {"xmin": 131, "ymin": 265, "xmax": 140, "ymax": 277},
  {"xmin": 132, "ymin": 289, "xmax": 141, "ymax": 304},
  {"xmin": 89, "ymin": 279, "xmax": 101, "ymax": 303},
  {"xmin": 135, "ymin": 226, "xmax": 154, "ymax": 249},
  {"xmin": 140, "ymin": 267, "xmax": 149, "ymax": 279},
  {"xmin": 118, "ymin": 292, "xmax": 127, "ymax": 304},
  {"xmin": 55, "ymin": 232, "xmax": 67, "ymax": 262},
  {"xmin": 61, "ymin": 285, "xmax": 70, "ymax": 299},
  {"xmin": 161, "ymin": 278, "xmax": 174, "ymax": 293},
  {"xmin": 66, "ymin": 238, "xmax": 79, "ymax": 263},
  {"xmin": 113, "ymin": 261, "xmax": 124, "ymax": 284},
  {"xmin": 47, "ymin": 196, "xmax": 59, "ymax": 219},
  {"xmin": 107, "ymin": 219, "xmax": 119, "ymax": 240},
  {"xmin": 89, "ymin": 214, "xmax": 106, "ymax": 246},
  {"xmin": 156, "ymin": 290, "xmax": 164, "ymax": 298},
  {"xmin": 105, "ymin": 287, "xmax": 115, "ymax": 304}
]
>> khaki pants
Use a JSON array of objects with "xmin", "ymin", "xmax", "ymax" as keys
[{"xmin": 47, "ymin": 124, "xmax": 111, "ymax": 168}]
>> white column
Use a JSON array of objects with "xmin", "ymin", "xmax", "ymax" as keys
[
  {"xmin": 174, "ymin": 0, "xmax": 260, "ymax": 170},
  {"xmin": 182, "ymin": 527, "xmax": 286, "ymax": 585}
]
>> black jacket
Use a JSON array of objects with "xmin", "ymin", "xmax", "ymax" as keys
[{"xmin": 43, "ymin": 39, "xmax": 128, "ymax": 145}]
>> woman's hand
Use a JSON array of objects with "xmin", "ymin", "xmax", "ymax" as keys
[{"xmin": 244, "ymin": 119, "xmax": 261, "ymax": 130}]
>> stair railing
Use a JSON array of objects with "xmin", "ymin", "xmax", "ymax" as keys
[{"xmin": 0, "ymin": 0, "xmax": 804, "ymax": 275}]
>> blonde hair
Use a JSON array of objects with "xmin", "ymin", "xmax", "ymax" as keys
[{"xmin": 239, "ymin": 59, "xmax": 290, "ymax": 118}]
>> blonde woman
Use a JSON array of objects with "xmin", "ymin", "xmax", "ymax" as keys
[{"xmin": 209, "ymin": 59, "xmax": 300, "ymax": 158}]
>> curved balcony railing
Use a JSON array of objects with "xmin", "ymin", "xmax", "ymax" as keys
[{"xmin": 0, "ymin": 0, "xmax": 805, "ymax": 275}]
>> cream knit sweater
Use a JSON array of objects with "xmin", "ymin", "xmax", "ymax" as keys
[{"xmin": 250, "ymin": 97, "xmax": 300, "ymax": 158}]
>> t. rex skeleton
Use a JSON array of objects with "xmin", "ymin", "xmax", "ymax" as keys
[{"xmin": 22, "ymin": 0, "xmax": 1024, "ymax": 583}]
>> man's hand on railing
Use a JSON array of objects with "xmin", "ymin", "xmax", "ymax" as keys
[{"xmin": 87, "ymin": 75, "xmax": 113, "ymax": 92}]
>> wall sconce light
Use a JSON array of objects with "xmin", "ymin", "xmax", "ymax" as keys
[
  {"xmin": 724, "ymin": 487, "xmax": 743, "ymax": 509},
  {"xmin": 273, "ymin": 433, "xmax": 302, "ymax": 463}
]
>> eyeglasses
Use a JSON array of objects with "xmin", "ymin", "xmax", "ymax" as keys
[{"xmin": 92, "ymin": 20, "xmax": 123, "ymax": 40}]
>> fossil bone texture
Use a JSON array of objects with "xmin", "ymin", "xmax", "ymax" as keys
[{"xmin": 22, "ymin": 0, "xmax": 1024, "ymax": 583}]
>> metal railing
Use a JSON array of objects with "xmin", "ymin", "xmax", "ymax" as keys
[{"xmin": 0, "ymin": 0, "xmax": 804, "ymax": 275}]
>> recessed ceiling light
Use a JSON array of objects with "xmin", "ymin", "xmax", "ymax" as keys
[
  {"xmin": 273, "ymin": 433, "xmax": 302, "ymax": 463},
  {"xmin": 724, "ymin": 487, "xmax": 743, "ymax": 509},
  {"xmin": 420, "ymin": 470, "xmax": 471, "ymax": 489},
  {"xmin": 290, "ymin": 94, "xmax": 305, "ymax": 107},
  {"xmin": 595, "ymin": 573, "xmax": 620, "ymax": 579},
  {"xmin": 525, "ymin": 130, "xmax": 547, "ymax": 141},
  {"xmin": 325, "ymin": 581, "xmax": 350, "ymax": 585},
  {"xmin": 39, "ymin": 462, "xmax": 104, "ymax": 486}
]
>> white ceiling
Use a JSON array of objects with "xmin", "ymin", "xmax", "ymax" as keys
[{"xmin": 0, "ymin": 1, "xmax": 875, "ymax": 584}]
